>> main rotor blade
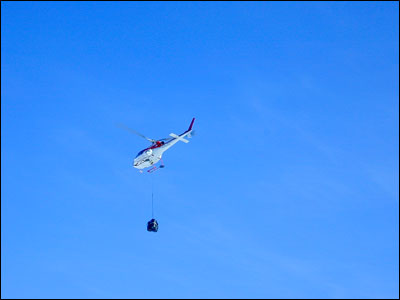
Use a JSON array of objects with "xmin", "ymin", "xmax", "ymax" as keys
[{"xmin": 117, "ymin": 123, "xmax": 156, "ymax": 143}]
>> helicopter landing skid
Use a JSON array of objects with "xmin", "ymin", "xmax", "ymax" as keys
[{"xmin": 147, "ymin": 164, "xmax": 165, "ymax": 173}]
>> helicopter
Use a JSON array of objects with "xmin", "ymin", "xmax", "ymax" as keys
[{"xmin": 119, "ymin": 118, "xmax": 195, "ymax": 173}]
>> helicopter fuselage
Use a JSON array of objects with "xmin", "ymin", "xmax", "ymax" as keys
[{"xmin": 133, "ymin": 143, "xmax": 165, "ymax": 169}]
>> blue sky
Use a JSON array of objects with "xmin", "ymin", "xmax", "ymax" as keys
[{"xmin": 1, "ymin": 2, "xmax": 398, "ymax": 299}]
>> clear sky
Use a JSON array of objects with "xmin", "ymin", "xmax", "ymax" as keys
[{"xmin": 1, "ymin": 2, "xmax": 399, "ymax": 299}]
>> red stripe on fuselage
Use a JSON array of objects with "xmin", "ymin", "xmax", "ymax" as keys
[{"xmin": 142, "ymin": 141, "xmax": 164, "ymax": 152}]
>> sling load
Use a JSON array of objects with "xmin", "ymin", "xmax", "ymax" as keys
[
  {"xmin": 147, "ymin": 176, "xmax": 158, "ymax": 232},
  {"xmin": 147, "ymin": 219, "xmax": 158, "ymax": 232}
]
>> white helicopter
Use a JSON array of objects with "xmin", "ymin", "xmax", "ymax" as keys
[{"xmin": 120, "ymin": 118, "xmax": 195, "ymax": 173}]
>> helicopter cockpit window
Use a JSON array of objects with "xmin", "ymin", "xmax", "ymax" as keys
[{"xmin": 136, "ymin": 149, "xmax": 146, "ymax": 157}]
